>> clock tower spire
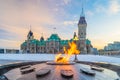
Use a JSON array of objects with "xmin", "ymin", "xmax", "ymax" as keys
[{"xmin": 78, "ymin": 0, "xmax": 87, "ymax": 53}]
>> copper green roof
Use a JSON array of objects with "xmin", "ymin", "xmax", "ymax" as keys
[
  {"xmin": 30, "ymin": 39, "xmax": 39, "ymax": 44},
  {"xmin": 86, "ymin": 39, "xmax": 91, "ymax": 45},
  {"xmin": 47, "ymin": 34, "xmax": 61, "ymax": 41},
  {"xmin": 60, "ymin": 40, "xmax": 69, "ymax": 45},
  {"xmin": 39, "ymin": 40, "xmax": 46, "ymax": 46},
  {"xmin": 21, "ymin": 41, "xmax": 27, "ymax": 46},
  {"xmin": 21, "ymin": 38, "xmax": 91, "ymax": 47}
]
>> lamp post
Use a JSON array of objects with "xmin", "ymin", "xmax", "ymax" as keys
[
  {"xmin": 74, "ymin": 52, "xmax": 78, "ymax": 61},
  {"xmin": 74, "ymin": 40, "xmax": 78, "ymax": 62},
  {"xmin": 73, "ymin": 34, "xmax": 79, "ymax": 62}
]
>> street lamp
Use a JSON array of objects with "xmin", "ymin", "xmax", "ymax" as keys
[{"xmin": 73, "ymin": 34, "xmax": 79, "ymax": 62}]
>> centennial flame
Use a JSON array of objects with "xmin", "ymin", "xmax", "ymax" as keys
[{"xmin": 55, "ymin": 41, "xmax": 80, "ymax": 63}]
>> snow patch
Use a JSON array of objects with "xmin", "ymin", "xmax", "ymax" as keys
[{"xmin": 0, "ymin": 54, "xmax": 120, "ymax": 64}]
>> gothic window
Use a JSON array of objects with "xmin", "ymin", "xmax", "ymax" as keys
[
  {"xmin": 32, "ymin": 47, "xmax": 34, "ymax": 49},
  {"xmin": 28, "ymin": 43, "xmax": 30, "ymax": 46},
  {"xmin": 81, "ymin": 33, "xmax": 83, "ymax": 35},
  {"xmin": 51, "ymin": 43, "xmax": 54, "ymax": 47},
  {"xmin": 47, "ymin": 43, "xmax": 49, "ymax": 46}
]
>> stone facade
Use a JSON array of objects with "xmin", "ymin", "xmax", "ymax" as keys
[
  {"xmin": 20, "ymin": 31, "xmax": 92, "ymax": 54},
  {"xmin": 99, "ymin": 41, "xmax": 120, "ymax": 55},
  {"xmin": 21, "ymin": 32, "xmax": 70, "ymax": 53},
  {"xmin": 78, "ymin": 8, "xmax": 87, "ymax": 53},
  {"xmin": 99, "ymin": 50, "xmax": 120, "ymax": 55}
]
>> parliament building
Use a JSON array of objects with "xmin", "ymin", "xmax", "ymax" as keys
[{"xmin": 20, "ymin": 8, "xmax": 93, "ymax": 54}]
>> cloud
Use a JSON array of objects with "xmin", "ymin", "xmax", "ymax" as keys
[
  {"xmin": 95, "ymin": 0, "xmax": 120, "ymax": 15},
  {"xmin": 108, "ymin": 0, "xmax": 120, "ymax": 14},
  {"xmin": 62, "ymin": 0, "xmax": 71, "ymax": 5},
  {"xmin": 95, "ymin": 5, "xmax": 106, "ymax": 13},
  {"xmin": 0, "ymin": 0, "xmax": 60, "ymax": 48},
  {"xmin": 0, "ymin": 0, "xmax": 56, "ymax": 25},
  {"xmin": 0, "ymin": 0, "xmax": 79, "ymax": 49},
  {"xmin": 86, "ymin": 10, "xmax": 94, "ymax": 17},
  {"xmin": 63, "ymin": 20, "xmax": 78, "ymax": 26}
]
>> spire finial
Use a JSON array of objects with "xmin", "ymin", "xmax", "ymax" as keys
[
  {"xmin": 30, "ymin": 25, "xmax": 32, "ymax": 31},
  {"xmin": 74, "ymin": 32, "xmax": 76, "ymax": 38},
  {"xmin": 53, "ymin": 27, "xmax": 56, "ymax": 34},
  {"xmin": 73, "ymin": 32, "xmax": 79, "ymax": 41},
  {"xmin": 78, "ymin": 0, "xmax": 86, "ymax": 24},
  {"xmin": 81, "ymin": 0, "xmax": 85, "ymax": 17}
]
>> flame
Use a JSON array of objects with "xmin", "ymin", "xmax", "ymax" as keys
[{"xmin": 55, "ymin": 41, "xmax": 80, "ymax": 63}]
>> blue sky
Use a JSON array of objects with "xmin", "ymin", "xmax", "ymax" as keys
[{"xmin": 0, "ymin": 0, "xmax": 120, "ymax": 49}]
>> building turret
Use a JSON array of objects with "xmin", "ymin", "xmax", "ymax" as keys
[
  {"xmin": 73, "ymin": 32, "xmax": 79, "ymax": 41},
  {"xmin": 78, "ymin": 4, "xmax": 87, "ymax": 53},
  {"xmin": 27, "ymin": 30, "xmax": 34, "ymax": 40},
  {"xmin": 40, "ymin": 36, "xmax": 44, "ymax": 41}
]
